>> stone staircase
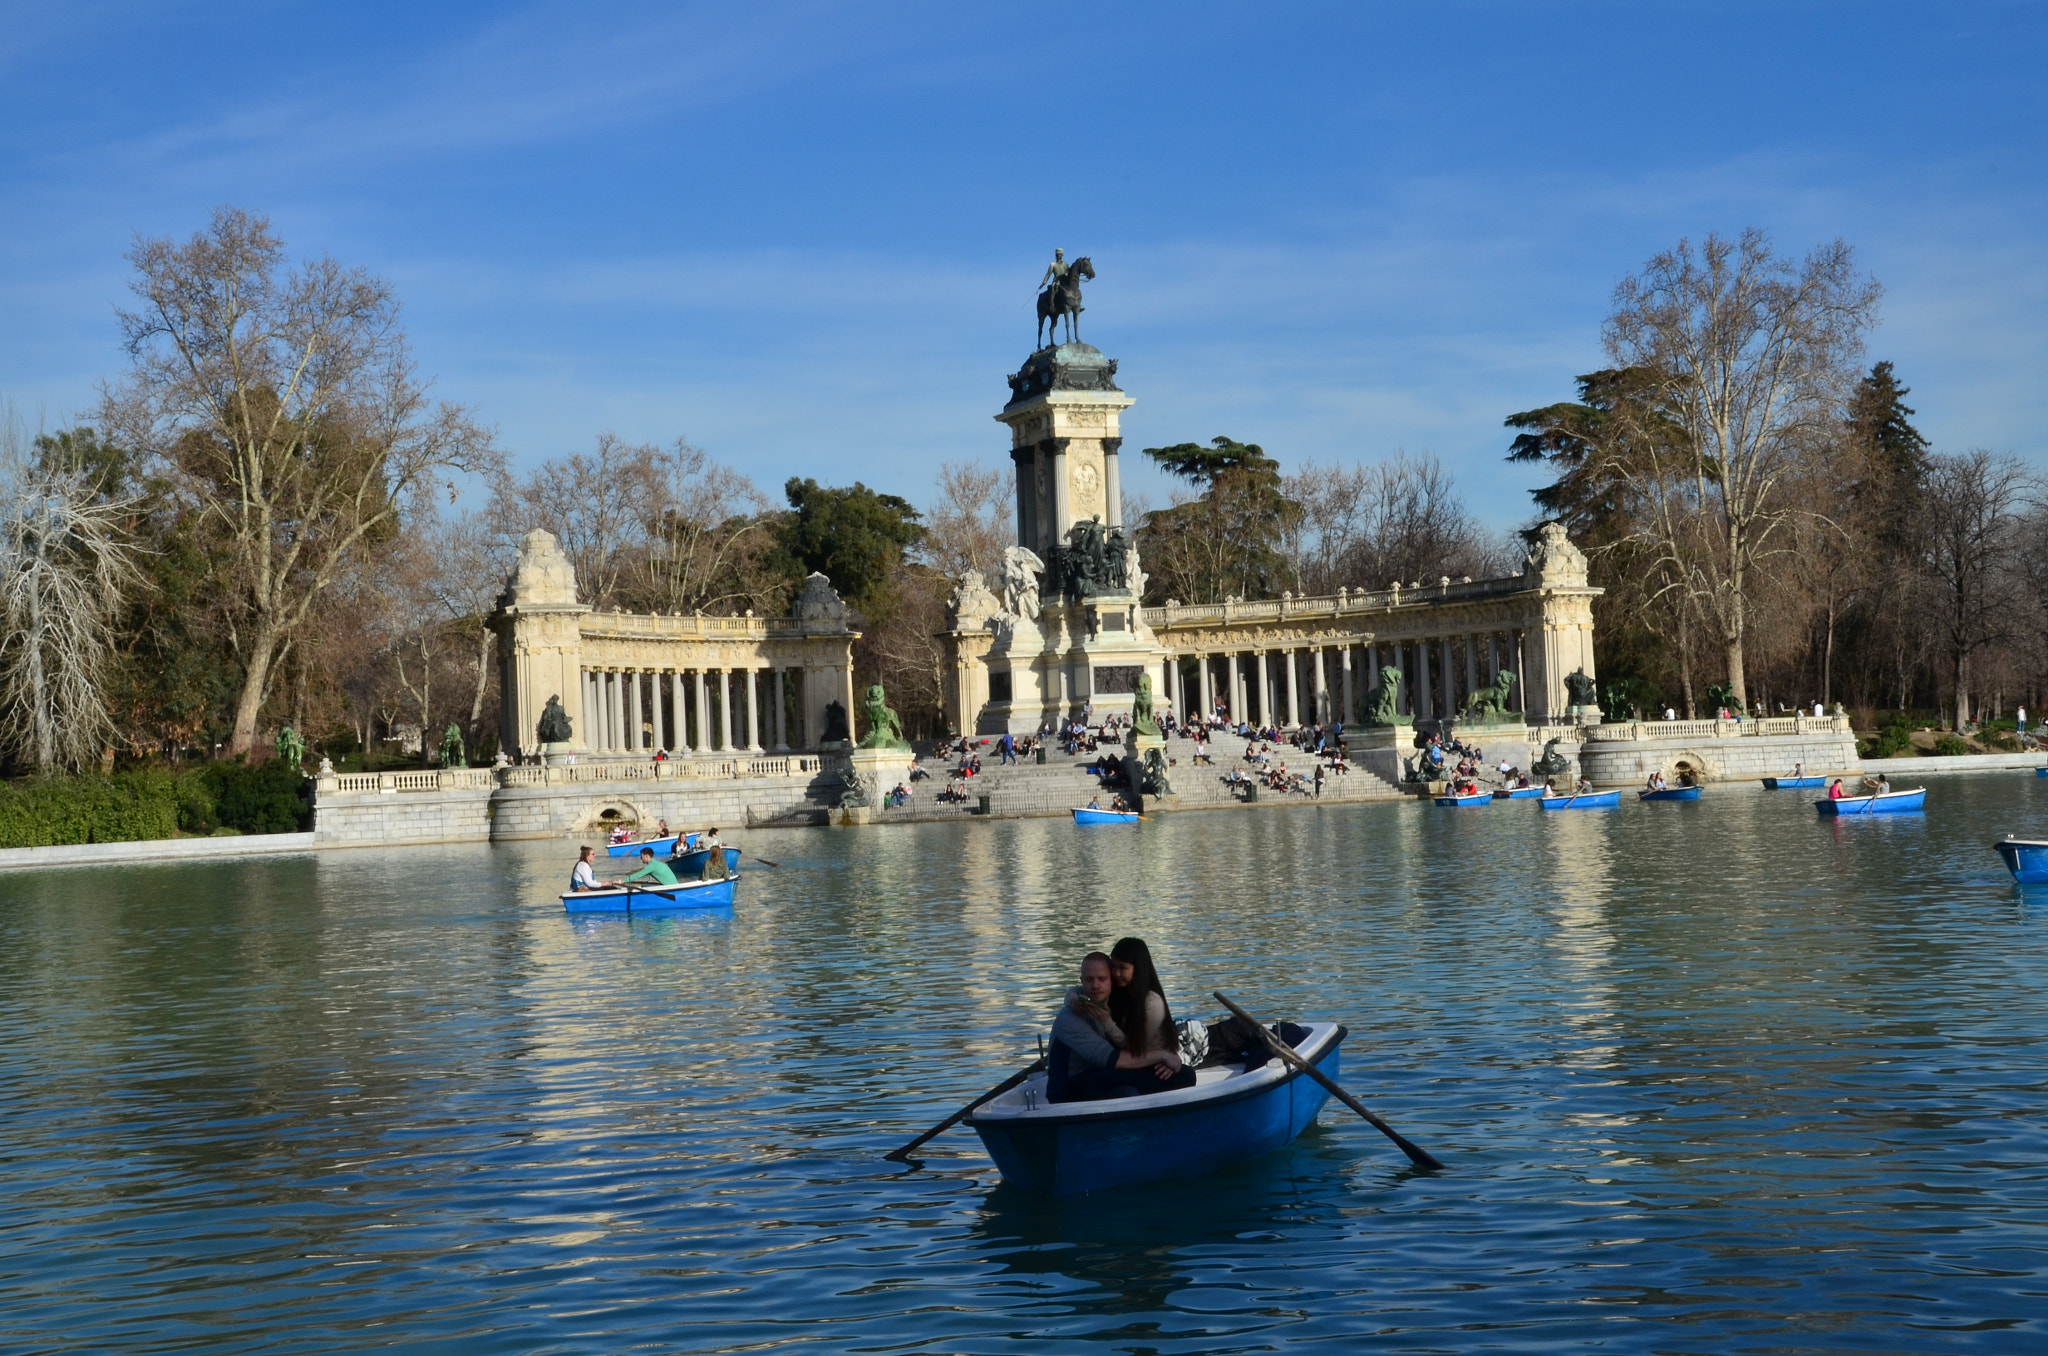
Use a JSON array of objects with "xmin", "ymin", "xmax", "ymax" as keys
[{"xmin": 862, "ymin": 728, "xmax": 1407, "ymax": 824}]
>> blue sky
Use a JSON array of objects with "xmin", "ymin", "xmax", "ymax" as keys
[{"xmin": 2, "ymin": 2, "xmax": 2043, "ymax": 529}]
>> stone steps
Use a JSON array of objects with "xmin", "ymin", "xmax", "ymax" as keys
[{"xmin": 863, "ymin": 729, "xmax": 1405, "ymax": 823}]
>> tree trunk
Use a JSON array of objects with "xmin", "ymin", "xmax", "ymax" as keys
[
  {"xmin": 1725, "ymin": 633, "xmax": 1747, "ymax": 710},
  {"xmin": 468, "ymin": 630, "xmax": 492, "ymax": 738},
  {"xmin": 229, "ymin": 629, "xmax": 282, "ymax": 756},
  {"xmin": 1954, "ymin": 651, "xmax": 1969, "ymax": 732},
  {"xmin": 1821, "ymin": 601, "xmax": 1837, "ymax": 706}
]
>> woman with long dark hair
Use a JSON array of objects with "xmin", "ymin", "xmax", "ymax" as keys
[{"xmin": 1107, "ymin": 936, "xmax": 1181, "ymax": 1062}]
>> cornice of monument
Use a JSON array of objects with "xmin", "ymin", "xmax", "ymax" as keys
[{"xmin": 1001, "ymin": 341, "xmax": 1127, "ymax": 415}]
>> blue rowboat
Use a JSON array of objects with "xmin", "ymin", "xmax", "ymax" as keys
[
  {"xmin": 1072, "ymin": 807, "xmax": 1139, "ymax": 825},
  {"xmin": 562, "ymin": 874, "xmax": 738, "ymax": 912},
  {"xmin": 1639, "ymin": 785, "xmax": 1703, "ymax": 801},
  {"xmin": 1994, "ymin": 836, "xmax": 2048, "ymax": 882},
  {"xmin": 1539, "ymin": 790, "xmax": 1621, "ymax": 809},
  {"xmin": 1815, "ymin": 787, "xmax": 1926, "ymax": 815},
  {"xmin": 1763, "ymin": 776, "xmax": 1827, "ymax": 789},
  {"xmin": 1492, "ymin": 785, "xmax": 1545, "ymax": 800},
  {"xmin": 968, "ymin": 1022, "xmax": 1343, "ymax": 1194},
  {"xmin": 606, "ymin": 834, "xmax": 681, "ymax": 858},
  {"xmin": 673, "ymin": 845, "xmax": 742, "ymax": 875},
  {"xmin": 1433, "ymin": 791, "xmax": 1491, "ymax": 806},
  {"xmin": 2036, "ymin": 768, "xmax": 2048, "ymax": 778}
]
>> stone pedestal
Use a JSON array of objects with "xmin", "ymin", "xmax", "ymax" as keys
[
  {"xmin": 1344, "ymin": 722, "xmax": 1416, "ymax": 786},
  {"xmin": 1565, "ymin": 706, "xmax": 1604, "ymax": 728},
  {"xmin": 847, "ymin": 747, "xmax": 916, "ymax": 808},
  {"xmin": 1127, "ymin": 731, "xmax": 1165, "ymax": 755}
]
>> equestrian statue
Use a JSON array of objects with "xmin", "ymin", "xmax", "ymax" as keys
[{"xmin": 1036, "ymin": 248, "xmax": 1096, "ymax": 348}]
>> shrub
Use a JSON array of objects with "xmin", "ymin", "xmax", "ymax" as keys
[
  {"xmin": 1932, "ymin": 734, "xmax": 1971, "ymax": 757},
  {"xmin": 0, "ymin": 771, "xmax": 181, "ymax": 848},
  {"xmin": 197, "ymin": 761, "xmax": 312, "ymax": 834},
  {"xmin": 1859, "ymin": 714, "xmax": 1914, "ymax": 760}
]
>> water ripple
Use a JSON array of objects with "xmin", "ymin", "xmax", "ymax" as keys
[{"xmin": 3, "ymin": 776, "xmax": 2048, "ymax": 1351}]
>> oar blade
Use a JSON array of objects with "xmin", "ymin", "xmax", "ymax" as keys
[{"xmin": 1213, "ymin": 990, "xmax": 1443, "ymax": 1172}]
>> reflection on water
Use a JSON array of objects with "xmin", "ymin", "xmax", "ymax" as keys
[{"xmin": 5, "ymin": 778, "xmax": 2048, "ymax": 1352}]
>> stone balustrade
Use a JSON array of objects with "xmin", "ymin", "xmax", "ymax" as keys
[
  {"xmin": 1583, "ymin": 715, "xmax": 1852, "ymax": 742},
  {"xmin": 324, "ymin": 754, "xmax": 828, "ymax": 797}
]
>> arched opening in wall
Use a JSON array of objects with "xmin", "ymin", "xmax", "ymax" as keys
[
  {"xmin": 1673, "ymin": 759, "xmax": 1700, "ymax": 785},
  {"xmin": 584, "ymin": 800, "xmax": 645, "ymax": 835}
]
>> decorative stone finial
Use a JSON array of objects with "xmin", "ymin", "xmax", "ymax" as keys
[{"xmin": 501, "ymin": 528, "xmax": 582, "ymax": 608}]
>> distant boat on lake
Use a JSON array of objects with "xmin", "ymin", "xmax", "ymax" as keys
[
  {"xmin": 1072, "ymin": 806, "xmax": 1138, "ymax": 825},
  {"xmin": 1639, "ymin": 786, "xmax": 1703, "ymax": 801},
  {"xmin": 1763, "ymin": 776, "xmax": 1827, "ymax": 789},
  {"xmin": 1433, "ymin": 790, "xmax": 1491, "ymax": 807},
  {"xmin": 606, "ymin": 834, "xmax": 683, "ymax": 858},
  {"xmin": 1815, "ymin": 788, "xmax": 1926, "ymax": 815},
  {"xmin": 562, "ymin": 875, "xmax": 737, "ymax": 912},
  {"xmin": 1539, "ymin": 790, "xmax": 1620, "ymax": 809},
  {"xmin": 1493, "ymin": 785, "xmax": 1544, "ymax": 800}
]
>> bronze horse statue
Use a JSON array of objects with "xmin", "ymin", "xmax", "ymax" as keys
[{"xmin": 1036, "ymin": 256, "xmax": 1094, "ymax": 348}]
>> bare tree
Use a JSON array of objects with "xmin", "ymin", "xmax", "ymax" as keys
[
  {"xmin": 918, "ymin": 461, "xmax": 1013, "ymax": 579},
  {"xmin": 1285, "ymin": 451, "xmax": 1505, "ymax": 593},
  {"xmin": 1601, "ymin": 229, "xmax": 1881, "ymax": 704},
  {"xmin": 0, "ymin": 408, "xmax": 146, "ymax": 773},
  {"xmin": 1920, "ymin": 451, "xmax": 2031, "ymax": 731},
  {"xmin": 500, "ymin": 436, "xmax": 779, "ymax": 615},
  {"xmin": 101, "ymin": 207, "xmax": 499, "ymax": 754}
]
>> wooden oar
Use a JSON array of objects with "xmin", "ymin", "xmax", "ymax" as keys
[
  {"xmin": 1213, "ymin": 991, "xmax": 1443, "ymax": 1171},
  {"xmin": 744, "ymin": 851, "xmax": 782, "ymax": 868},
  {"xmin": 884, "ymin": 1057, "xmax": 1046, "ymax": 1162}
]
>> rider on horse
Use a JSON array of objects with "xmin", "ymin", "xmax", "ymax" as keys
[{"xmin": 1036, "ymin": 248, "xmax": 1089, "ymax": 347}]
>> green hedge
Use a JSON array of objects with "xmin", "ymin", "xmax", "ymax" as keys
[
  {"xmin": 195, "ymin": 761, "xmax": 311, "ymax": 835},
  {"xmin": 0, "ymin": 762, "xmax": 311, "ymax": 849},
  {"xmin": 0, "ymin": 771, "xmax": 181, "ymax": 848}
]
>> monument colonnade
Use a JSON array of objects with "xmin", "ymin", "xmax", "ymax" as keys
[
  {"xmin": 491, "ymin": 530, "xmax": 863, "ymax": 763},
  {"xmin": 1144, "ymin": 573, "xmax": 1591, "ymax": 729}
]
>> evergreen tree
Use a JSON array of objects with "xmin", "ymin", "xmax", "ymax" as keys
[{"xmin": 1135, "ymin": 437, "xmax": 1299, "ymax": 603}]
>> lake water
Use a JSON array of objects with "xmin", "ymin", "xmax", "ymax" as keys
[{"xmin": 5, "ymin": 776, "xmax": 2048, "ymax": 1354}]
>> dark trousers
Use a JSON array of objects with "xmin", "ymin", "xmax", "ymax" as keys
[{"xmin": 1048, "ymin": 1045, "xmax": 1198, "ymax": 1103}]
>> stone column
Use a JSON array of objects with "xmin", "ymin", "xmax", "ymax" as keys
[
  {"xmin": 1103, "ymin": 441, "xmax": 1122, "ymax": 528},
  {"xmin": 1199, "ymin": 653, "xmax": 1214, "ymax": 719},
  {"xmin": 1284, "ymin": 649, "xmax": 1300, "ymax": 727},
  {"xmin": 1231, "ymin": 654, "xmax": 1245, "ymax": 721},
  {"xmin": 1050, "ymin": 441, "xmax": 1071, "ymax": 545},
  {"xmin": 1487, "ymin": 634, "xmax": 1500, "ymax": 685},
  {"xmin": 694, "ymin": 669, "xmax": 711, "ymax": 755},
  {"xmin": 1465, "ymin": 636, "xmax": 1479, "ymax": 707},
  {"xmin": 745, "ymin": 668, "xmax": 762, "ymax": 753},
  {"xmin": 627, "ymin": 670, "xmax": 642, "ymax": 750},
  {"xmin": 1510, "ymin": 632, "xmax": 1525, "ymax": 713},
  {"xmin": 1341, "ymin": 645, "xmax": 1354, "ymax": 725},
  {"xmin": 652, "ymin": 671, "xmax": 667, "ymax": 750},
  {"xmin": 774, "ymin": 669, "xmax": 790, "ymax": 751},
  {"xmin": 708, "ymin": 668, "xmax": 727, "ymax": 751},
  {"xmin": 581, "ymin": 670, "xmax": 596, "ymax": 748},
  {"xmin": 1254, "ymin": 650, "xmax": 1269, "ymax": 725},
  {"xmin": 1314, "ymin": 646, "xmax": 1329, "ymax": 725},
  {"xmin": 1415, "ymin": 641, "xmax": 1432, "ymax": 721},
  {"xmin": 1439, "ymin": 637, "xmax": 1455, "ymax": 719}
]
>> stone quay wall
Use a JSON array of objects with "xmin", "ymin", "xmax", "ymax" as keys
[
  {"xmin": 311, "ymin": 757, "xmax": 844, "ymax": 849},
  {"xmin": 1575, "ymin": 715, "xmax": 1860, "ymax": 786}
]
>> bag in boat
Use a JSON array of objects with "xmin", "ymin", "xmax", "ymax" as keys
[
  {"xmin": 1201, "ymin": 1015, "xmax": 1310, "ymax": 1066},
  {"xmin": 1176, "ymin": 1018, "xmax": 1209, "ymax": 1067}
]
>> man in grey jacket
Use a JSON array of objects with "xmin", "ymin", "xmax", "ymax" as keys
[{"xmin": 1047, "ymin": 952, "xmax": 1194, "ymax": 1102}]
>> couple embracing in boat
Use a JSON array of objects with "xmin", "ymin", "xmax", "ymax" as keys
[{"xmin": 1047, "ymin": 938, "xmax": 1200, "ymax": 1103}]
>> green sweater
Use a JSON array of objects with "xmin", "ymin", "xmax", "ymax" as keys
[{"xmin": 623, "ymin": 858, "xmax": 679, "ymax": 885}]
